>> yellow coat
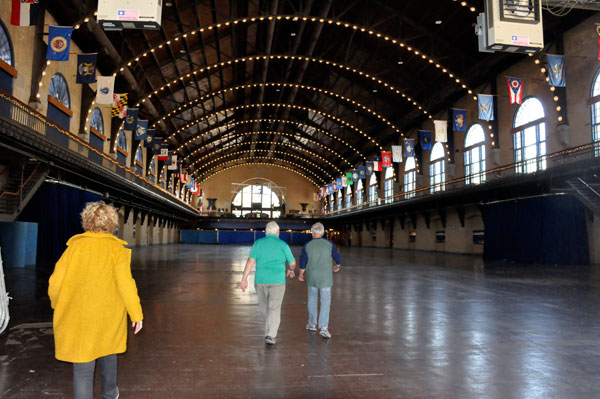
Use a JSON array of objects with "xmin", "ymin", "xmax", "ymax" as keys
[{"xmin": 48, "ymin": 232, "xmax": 143, "ymax": 363}]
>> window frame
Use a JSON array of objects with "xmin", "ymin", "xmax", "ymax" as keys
[
  {"xmin": 464, "ymin": 123, "xmax": 486, "ymax": 185},
  {"xmin": 513, "ymin": 96, "xmax": 546, "ymax": 174},
  {"xmin": 48, "ymin": 73, "xmax": 71, "ymax": 109},
  {"xmin": 403, "ymin": 156, "xmax": 416, "ymax": 199},
  {"xmin": 429, "ymin": 143, "xmax": 446, "ymax": 193}
]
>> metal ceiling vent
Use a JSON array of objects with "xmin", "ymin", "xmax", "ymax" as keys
[{"xmin": 478, "ymin": 0, "xmax": 543, "ymax": 53}]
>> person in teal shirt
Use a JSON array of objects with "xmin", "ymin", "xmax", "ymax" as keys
[{"xmin": 240, "ymin": 221, "xmax": 296, "ymax": 345}]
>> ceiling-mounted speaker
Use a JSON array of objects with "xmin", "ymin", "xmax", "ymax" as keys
[
  {"xmin": 481, "ymin": 0, "xmax": 543, "ymax": 53},
  {"xmin": 97, "ymin": 0, "xmax": 163, "ymax": 31}
]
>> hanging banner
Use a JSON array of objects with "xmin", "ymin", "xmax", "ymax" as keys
[
  {"xmin": 158, "ymin": 145, "xmax": 169, "ymax": 161},
  {"xmin": 76, "ymin": 53, "xmax": 97, "ymax": 84},
  {"xmin": 144, "ymin": 129, "xmax": 155, "ymax": 148},
  {"xmin": 404, "ymin": 139, "xmax": 415, "ymax": 158},
  {"xmin": 381, "ymin": 151, "xmax": 392, "ymax": 167},
  {"xmin": 124, "ymin": 108, "xmax": 139, "ymax": 130},
  {"xmin": 506, "ymin": 77, "xmax": 524, "ymax": 105},
  {"xmin": 478, "ymin": 94, "xmax": 494, "ymax": 121},
  {"xmin": 373, "ymin": 156, "xmax": 382, "ymax": 172},
  {"xmin": 95, "ymin": 76, "xmax": 115, "ymax": 104},
  {"xmin": 391, "ymin": 145, "xmax": 402, "ymax": 163},
  {"xmin": 134, "ymin": 120, "xmax": 148, "ymax": 141},
  {"xmin": 358, "ymin": 166, "xmax": 367, "ymax": 179},
  {"xmin": 452, "ymin": 109, "xmax": 467, "ymax": 132},
  {"xmin": 46, "ymin": 26, "xmax": 73, "ymax": 61},
  {"xmin": 11, "ymin": 0, "xmax": 40, "ymax": 26},
  {"xmin": 434, "ymin": 120, "xmax": 447, "ymax": 142},
  {"xmin": 419, "ymin": 130, "xmax": 432, "ymax": 150},
  {"xmin": 365, "ymin": 162, "xmax": 374, "ymax": 175},
  {"xmin": 350, "ymin": 170, "xmax": 358, "ymax": 184},
  {"xmin": 111, "ymin": 93, "xmax": 127, "ymax": 118},
  {"xmin": 546, "ymin": 54, "xmax": 566, "ymax": 87}
]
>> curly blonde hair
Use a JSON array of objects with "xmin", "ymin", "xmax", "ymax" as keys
[{"xmin": 81, "ymin": 201, "xmax": 118, "ymax": 233}]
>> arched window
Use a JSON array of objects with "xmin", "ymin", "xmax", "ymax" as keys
[
  {"xmin": 117, "ymin": 130, "xmax": 127, "ymax": 151},
  {"xmin": 149, "ymin": 158, "xmax": 156, "ymax": 175},
  {"xmin": 232, "ymin": 180, "xmax": 282, "ymax": 218},
  {"xmin": 590, "ymin": 68, "xmax": 600, "ymax": 155},
  {"xmin": 344, "ymin": 185, "xmax": 352, "ymax": 210},
  {"xmin": 336, "ymin": 187, "xmax": 343, "ymax": 210},
  {"xmin": 329, "ymin": 194, "xmax": 335, "ymax": 212},
  {"xmin": 384, "ymin": 166, "xmax": 394, "ymax": 203},
  {"xmin": 368, "ymin": 173, "xmax": 378, "ymax": 205},
  {"xmin": 356, "ymin": 179, "xmax": 364, "ymax": 207},
  {"xmin": 513, "ymin": 97, "xmax": 546, "ymax": 173},
  {"xmin": 464, "ymin": 124, "xmax": 486, "ymax": 185},
  {"xmin": 90, "ymin": 107, "xmax": 104, "ymax": 134},
  {"xmin": 135, "ymin": 146, "xmax": 143, "ymax": 164},
  {"xmin": 48, "ymin": 73, "xmax": 70, "ymax": 108},
  {"xmin": 0, "ymin": 20, "xmax": 13, "ymax": 66},
  {"xmin": 404, "ymin": 156, "xmax": 416, "ymax": 199},
  {"xmin": 430, "ymin": 142, "xmax": 445, "ymax": 193}
]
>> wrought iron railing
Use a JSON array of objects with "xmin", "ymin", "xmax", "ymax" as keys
[
  {"xmin": 326, "ymin": 142, "xmax": 600, "ymax": 216},
  {"xmin": 0, "ymin": 90, "xmax": 196, "ymax": 212}
]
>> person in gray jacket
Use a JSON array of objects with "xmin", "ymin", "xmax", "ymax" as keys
[{"xmin": 298, "ymin": 222, "xmax": 342, "ymax": 338}]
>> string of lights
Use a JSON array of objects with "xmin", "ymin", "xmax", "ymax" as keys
[{"xmin": 199, "ymin": 162, "xmax": 320, "ymax": 187}]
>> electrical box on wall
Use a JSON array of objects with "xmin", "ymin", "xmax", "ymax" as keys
[
  {"xmin": 478, "ymin": 0, "xmax": 543, "ymax": 53},
  {"xmin": 97, "ymin": 0, "xmax": 163, "ymax": 31}
]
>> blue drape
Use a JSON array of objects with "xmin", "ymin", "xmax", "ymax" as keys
[
  {"xmin": 18, "ymin": 182, "xmax": 101, "ymax": 268},
  {"xmin": 483, "ymin": 195, "xmax": 589, "ymax": 265}
]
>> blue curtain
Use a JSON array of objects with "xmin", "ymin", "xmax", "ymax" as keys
[
  {"xmin": 0, "ymin": 69, "xmax": 13, "ymax": 94},
  {"xmin": 483, "ymin": 195, "xmax": 589, "ymax": 265},
  {"xmin": 18, "ymin": 182, "xmax": 101, "ymax": 268}
]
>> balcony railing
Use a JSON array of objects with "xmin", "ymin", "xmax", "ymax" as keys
[
  {"xmin": 325, "ymin": 141, "xmax": 600, "ymax": 216},
  {"xmin": 0, "ymin": 90, "xmax": 196, "ymax": 212}
]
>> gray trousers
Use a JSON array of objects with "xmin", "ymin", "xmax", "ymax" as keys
[
  {"xmin": 255, "ymin": 283, "xmax": 286, "ymax": 338},
  {"xmin": 73, "ymin": 354, "xmax": 119, "ymax": 399}
]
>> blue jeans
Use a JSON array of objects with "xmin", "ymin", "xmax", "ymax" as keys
[
  {"xmin": 73, "ymin": 354, "xmax": 119, "ymax": 399},
  {"xmin": 308, "ymin": 286, "xmax": 331, "ymax": 329}
]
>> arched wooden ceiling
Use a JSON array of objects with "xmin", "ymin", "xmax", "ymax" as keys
[{"xmin": 49, "ymin": 0, "xmax": 595, "ymax": 185}]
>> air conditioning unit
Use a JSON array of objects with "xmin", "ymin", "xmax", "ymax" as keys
[
  {"xmin": 482, "ymin": 0, "xmax": 543, "ymax": 53},
  {"xmin": 97, "ymin": 0, "xmax": 163, "ymax": 31}
]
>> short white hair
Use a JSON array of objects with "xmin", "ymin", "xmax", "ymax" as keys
[
  {"xmin": 311, "ymin": 222, "xmax": 325, "ymax": 236},
  {"xmin": 265, "ymin": 221, "xmax": 280, "ymax": 235}
]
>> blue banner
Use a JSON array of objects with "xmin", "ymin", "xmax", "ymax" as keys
[
  {"xmin": 134, "ymin": 119, "xmax": 148, "ymax": 141},
  {"xmin": 404, "ymin": 139, "xmax": 415, "ymax": 158},
  {"xmin": 452, "ymin": 109, "xmax": 467, "ymax": 132},
  {"xmin": 46, "ymin": 26, "xmax": 73, "ymax": 61},
  {"xmin": 144, "ymin": 129, "xmax": 155, "ymax": 148},
  {"xmin": 547, "ymin": 54, "xmax": 566, "ymax": 87},
  {"xmin": 358, "ymin": 166, "xmax": 366, "ymax": 179},
  {"xmin": 124, "ymin": 108, "xmax": 139, "ymax": 130},
  {"xmin": 76, "ymin": 53, "xmax": 97, "ymax": 84},
  {"xmin": 336, "ymin": 177, "xmax": 342, "ymax": 188},
  {"xmin": 478, "ymin": 94, "xmax": 494, "ymax": 121},
  {"xmin": 419, "ymin": 130, "xmax": 432, "ymax": 150},
  {"xmin": 327, "ymin": 184, "xmax": 333, "ymax": 194},
  {"xmin": 351, "ymin": 170, "xmax": 359, "ymax": 182},
  {"xmin": 365, "ymin": 162, "xmax": 374, "ymax": 175}
]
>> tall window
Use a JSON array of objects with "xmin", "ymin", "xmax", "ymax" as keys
[
  {"xmin": 384, "ymin": 166, "xmax": 394, "ymax": 203},
  {"xmin": 464, "ymin": 124, "xmax": 486, "ymax": 185},
  {"xmin": 404, "ymin": 157, "xmax": 416, "ymax": 199},
  {"xmin": 329, "ymin": 194, "xmax": 335, "ymax": 212},
  {"xmin": 0, "ymin": 21, "xmax": 13, "ymax": 66},
  {"xmin": 344, "ymin": 185, "xmax": 352, "ymax": 210},
  {"xmin": 590, "ymin": 68, "xmax": 600, "ymax": 155},
  {"xmin": 336, "ymin": 188, "xmax": 342, "ymax": 210},
  {"xmin": 49, "ymin": 73, "xmax": 70, "ymax": 108},
  {"xmin": 368, "ymin": 173, "xmax": 378, "ymax": 205},
  {"xmin": 356, "ymin": 179, "xmax": 364, "ymax": 207},
  {"xmin": 90, "ymin": 107, "xmax": 104, "ymax": 134},
  {"xmin": 430, "ymin": 143, "xmax": 445, "ymax": 193},
  {"xmin": 232, "ymin": 183, "xmax": 282, "ymax": 218},
  {"xmin": 149, "ymin": 158, "xmax": 155, "ymax": 175},
  {"xmin": 135, "ymin": 146, "xmax": 143, "ymax": 164},
  {"xmin": 513, "ymin": 97, "xmax": 546, "ymax": 173},
  {"xmin": 117, "ymin": 130, "xmax": 127, "ymax": 151}
]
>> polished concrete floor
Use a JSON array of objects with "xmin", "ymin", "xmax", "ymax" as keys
[{"xmin": 2, "ymin": 244, "xmax": 600, "ymax": 398}]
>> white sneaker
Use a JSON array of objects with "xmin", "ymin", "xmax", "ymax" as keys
[
  {"xmin": 319, "ymin": 328, "xmax": 331, "ymax": 339},
  {"xmin": 306, "ymin": 324, "xmax": 317, "ymax": 332}
]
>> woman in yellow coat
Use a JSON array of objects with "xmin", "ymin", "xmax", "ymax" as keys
[{"xmin": 49, "ymin": 201, "xmax": 143, "ymax": 399}]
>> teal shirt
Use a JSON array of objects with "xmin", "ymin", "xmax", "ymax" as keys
[{"xmin": 249, "ymin": 235, "xmax": 295, "ymax": 284}]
